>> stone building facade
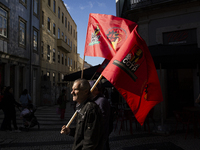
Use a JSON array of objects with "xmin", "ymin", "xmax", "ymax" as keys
[
  {"xmin": 40, "ymin": 0, "xmax": 79, "ymax": 105},
  {"xmin": 0, "ymin": 0, "xmax": 41, "ymax": 105}
]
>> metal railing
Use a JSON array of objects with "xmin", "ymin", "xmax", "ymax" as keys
[{"xmin": 128, "ymin": 0, "xmax": 175, "ymax": 9}]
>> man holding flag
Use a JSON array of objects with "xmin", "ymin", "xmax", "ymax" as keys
[
  {"xmin": 61, "ymin": 13, "xmax": 163, "ymax": 149},
  {"xmin": 84, "ymin": 13, "xmax": 163, "ymax": 125}
]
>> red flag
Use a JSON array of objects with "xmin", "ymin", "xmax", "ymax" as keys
[
  {"xmin": 84, "ymin": 13, "xmax": 137, "ymax": 60},
  {"xmin": 102, "ymin": 25, "xmax": 163, "ymax": 125}
]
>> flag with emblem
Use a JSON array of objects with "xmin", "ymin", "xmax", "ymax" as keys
[
  {"xmin": 84, "ymin": 13, "xmax": 137, "ymax": 60},
  {"xmin": 102, "ymin": 25, "xmax": 163, "ymax": 125}
]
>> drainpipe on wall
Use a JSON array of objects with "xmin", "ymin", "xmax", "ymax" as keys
[{"xmin": 29, "ymin": 0, "xmax": 32, "ymax": 95}]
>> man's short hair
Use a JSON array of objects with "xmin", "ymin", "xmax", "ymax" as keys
[{"xmin": 74, "ymin": 78, "xmax": 91, "ymax": 92}]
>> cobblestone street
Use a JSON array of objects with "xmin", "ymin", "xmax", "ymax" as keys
[{"xmin": 1, "ymin": 102, "xmax": 200, "ymax": 150}]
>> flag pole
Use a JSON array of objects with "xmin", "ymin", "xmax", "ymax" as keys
[
  {"xmin": 64, "ymin": 74, "xmax": 103, "ymax": 128},
  {"xmin": 81, "ymin": 55, "xmax": 85, "ymax": 79}
]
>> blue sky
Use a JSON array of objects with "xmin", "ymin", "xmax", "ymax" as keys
[{"xmin": 62, "ymin": 0, "xmax": 116, "ymax": 66}]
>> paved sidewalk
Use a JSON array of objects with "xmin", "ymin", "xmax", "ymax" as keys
[{"xmin": 0, "ymin": 103, "xmax": 200, "ymax": 150}]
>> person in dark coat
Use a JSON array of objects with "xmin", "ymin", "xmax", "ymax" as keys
[
  {"xmin": 58, "ymin": 89, "xmax": 68, "ymax": 120},
  {"xmin": 89, "ymin": 80, "xmax": 111, "ymax": 150},
  {"xmin": 0, "ymin": 86, "xmax": 6, "ymax": 130},
  {"xmin": 0, "ymin": 86, "xmax": 21, "ymax": 131},
  {"xmin": 60, "ymin": 78, "xmax": 103, "ymax": 150}
]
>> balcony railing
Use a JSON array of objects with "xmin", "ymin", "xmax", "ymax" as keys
[
  {"xmin": 128, "ymin": 0, "xmax": 175, "ymax": 10},
  {"xmin": 57, "ymin": 39, "xmax": 71, "ymax": 53}
]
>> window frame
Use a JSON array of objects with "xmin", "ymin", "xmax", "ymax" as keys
[
  {"xmin": 0, "ymin": 6, "xmax": 8, "ymax": 39},
  {"xmin": 53, "ymin": 48, "xmax": 55, "ymax": 62},
  {"xmin": 33, "ymin": 0, "xmax": 39, "ymax": 17},
  {"xmin": 65, "ymin": 55, "xmax": 67, "ymax": 66},
  {"xmin": 48, "ymin": 0, "xmax": 51, "ymax": 7},
  {"xmin": 19, "ymin": 0, "xmax": 27, "ymax": 8},
  {"xmin": 18, "ymin": 16, "xmax": 26, "ymax": 48},
  {"xmin": 53, "ymin": 0, "xmax": 56, "ymax": 13},
  {"xmin": 62, "ymin": 12, "xmax": 64, "ymax": 23},
  {"xmin": 58, "ymin": 7, "xmax": 60, "ymax": 18},
  {"xmin": 47, "ymin": 45, "xmax": 50, "ymax": 60},
  {"xmin": 53, "ymin": 23, "xmax": 55, "ymax": 35},
  {"xmin": 65, "ymin": 17, "xmax": 67, "ymax": 28},
  {"xmin": 33, "ymin": 27, "xmax": 39, "ymax": 52},
  {"xmin": 58, "ymin": 28, "xmax": 60, "ymax": 39},
  {"xmin": 47, "ymin": 17, "xmax": 51, "ymax": 31},
  {"xmin": 68, "ymin": 21, "xmax": 70, "ymax": 31},
  {"xmin": 58, "ymin": 51, "xmax": 60, "ymax": 63},
  {"xmin": 62, "ymin": 53, "xmax": 64, "ymax": 65}
]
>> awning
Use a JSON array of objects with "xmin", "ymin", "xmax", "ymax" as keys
[{"xmin": 63, "ymin": 65, "xmax": 101, "ymax": 81}]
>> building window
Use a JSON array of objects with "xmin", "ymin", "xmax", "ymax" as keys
[
  {"xmin": 68, "ymin": 57, "xmax": 70, "ymax": 66},
  {"xmin": 70, "ymin": 59, "xmax": 72, "ymax": 66},
  {"xmin": 53, "ymin": 72, "xmax": 55, "ymax": 85},
  {"xmin": 33, "ymin": 0, "xmax": 38, "ymax": 16},
  {"xmin": 19, "ymin": 0, "xmax": 27, "ymax": 7},
  {"xmin": 71, "ymin": 25, "xmax": 72, "ymax": 34},
  {"xmin": 58, "ymin": 51, "xmax": 60, "ymax": 63},
  {"xmin": 58, "ymin": 7, "xmax": 60, "ymax": 18},
  {"xmin": 47, "ymin": 45, "xmax": 50, "ymax": 60},
  {"xmin": 65, "ymin": 17, "xmax": 67, "ymax": 28},
  {"xmin": 41, "ymin": 41, "xmax": 44, "ymax": 58},
  {"xmin": 62, "ymin": 53, "xmax": 64, "ymax": 64},
  {"xmin": 68, "ymin": 21, "xmax": 70, "ymax": 31},
  {"xmin": 53, "ymin": 0, "xmax": 56, "ymax": 13},
  {"xmin": 58, "ymin": 28, "xmax": 60, "ymax": 39},
  {"xmin": 53, "ymin": 48, "xmax": 55, "ymax": 62},
  {"xmin": 65, "ymin": 35, "xmax": 67, "ymax": 42},
  {"xmin": 65, "ymin": 56, "xmax": 67, "ymax": 66},
  {"xmin": 47, "ymin": 17, "xmax": 50, "ymax": 31},
  {"xmin": 67, "ymin": 38, "xmax": 70, "ymax": 45},
  {"xmin": 42, "ymin": 11, "xmax": 44, "ymax": 25},
  {"xmin": 19, "ymin": 17, "xmax": 26, "ymax": 47},
  {"xmin": 58, "ymin": 72, "xmax": 60, "ymax": 82},
  {"xmin": 73, "ymin": 29, "xmax": 75, "ymax": 38},
  {"xmin": 53, "ymin": 23, "xmax": 55, "ymax": 35},
  {"xmin": 62, "ymin": 32, "xmax": 64, "ymax": 40},
  {"xmin": 74, "ymin": 60, "xmax": 76, "ymax": 69},
  {"xmin": 33, "ymin": 28, "xmax": 38, "ymax": 51},
  {"xmin": 62, "ymin": 13, "xmax": 64, "ymax": 23},
  {"xmin": 48, "ymin": 0, "xmax": 51, "ymax": 6},
  {"xmin": 70, "ymin": 41, "xmax": 72, "ymax": 50},
  {"xmin": 0, "ymin": 7, "xmax": 7, "ymax": 38},
  {"xmin": 47, "ymin": 72, "xmax": 50, "ymax": 81}
]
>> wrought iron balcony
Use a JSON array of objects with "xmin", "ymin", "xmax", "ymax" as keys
[
  {"xmin": 57, "ymin": 39, "xmax": 71, "ymax": 53},
  {"xmin": 124, "ymin": 0, "xmax": 186, "ymax": 11}
]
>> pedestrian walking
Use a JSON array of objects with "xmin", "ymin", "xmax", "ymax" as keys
[
  {"xmin": 57, "ymin": 89, "xmax": 68, "ymax": 120},
  {"xmin": 60, "ymin": 78, "xmax": 103, "ymax": 150}
]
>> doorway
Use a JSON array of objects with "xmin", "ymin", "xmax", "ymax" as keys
[{"xmin": 167, "ymin": 69, "xmax": 194, "ymax": 117}]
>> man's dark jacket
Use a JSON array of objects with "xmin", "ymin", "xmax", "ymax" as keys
[{"xmin": 69, "ymin": 99, "xmax": 103, "ymax": 150}]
